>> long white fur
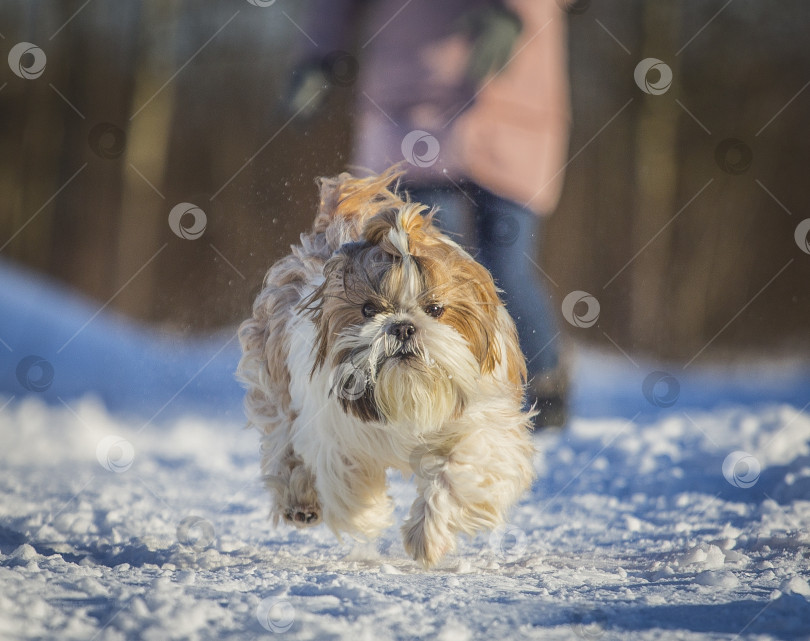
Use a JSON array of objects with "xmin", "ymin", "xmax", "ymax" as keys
[{"xmin": 237, "ymin": 172, "xmax": 534, "ymax": 567}]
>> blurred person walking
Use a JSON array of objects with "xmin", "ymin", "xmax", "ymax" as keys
[{"xmin": 286, "ymin": 0, "xmax": 571, "ymax": 426}]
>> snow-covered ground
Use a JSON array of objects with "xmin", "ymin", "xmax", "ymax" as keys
[{"xmin": 2, "ymin": 262, "xmax": 810, "ymax": 640}]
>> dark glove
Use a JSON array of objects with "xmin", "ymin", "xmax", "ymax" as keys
[
  {"xmin": 458, "ymin": 3, "xmax": 523, "ymax": 85},
  {"xmin": 283, "ymin": 51, "xmax": 359, "ymax": 120}
]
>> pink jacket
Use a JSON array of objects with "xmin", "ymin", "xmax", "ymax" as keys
[{"xmin": 301, "ymin": 0, "xmax": 570, "ymax": 215}]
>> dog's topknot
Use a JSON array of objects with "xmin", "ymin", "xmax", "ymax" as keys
[
  {"xmin": 361, "ymin": 204, "xmax": 436, "ymax": 259},
  {"xmin": 313, "ymin": 165, "xmax": 407, "ymax": 250}
]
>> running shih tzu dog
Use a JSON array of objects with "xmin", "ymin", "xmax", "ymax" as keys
[{"xmin": 237, "ymin": 167, "xmax": 534, "ymax": 567}]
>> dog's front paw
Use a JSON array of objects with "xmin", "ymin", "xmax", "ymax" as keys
[
  {"xmin": 282, "ymin": 466, "xmax": 321, "ymax": 527},
  {"xmin": 401, "ymin": 516, "xmax": 453, "ymax": 568},
  {"xmin": 265, "ymin": 464, "xmax": 322, "ymax": 529},
  {"xmin": 283, "ymin": 504, "xmax": 321, "ymax": 528}
]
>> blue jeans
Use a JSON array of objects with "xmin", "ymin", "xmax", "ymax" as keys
[{"xmin": 407, "ymin": 184, "xmax": 561, "ymax": 380}]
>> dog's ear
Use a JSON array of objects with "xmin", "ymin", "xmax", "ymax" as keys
[
  {"xmin": 462, "ymin": 267, "xmax": 526, "ymax": 389},
  {"xmin": 238, "ymin": 274, "xmax": 299, "ymax": 417},
  {"xmin": 299, "ymin": 252, "xmax": 347, "ymax": 374},
  {"xmin": 423, "ymin": 252, "xmax": 526, "ymax": 389},
  {"xmin": 440, "ymin": 259, "xmax": 500, "ymax": 371},
  {"xmin": 498, "ymin": 304, "xmax": 527, "ymax": 391}
]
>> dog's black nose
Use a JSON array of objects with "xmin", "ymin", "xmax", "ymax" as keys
[{"xmin": 389, "ymin": 321, "xmax": 415, "ymax": 342}]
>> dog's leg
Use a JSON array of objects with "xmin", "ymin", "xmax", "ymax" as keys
[
  {"xmin": 282, "ymin": 459, "xmax": 322, "ymax": 527},
  {"xmin": 313, "ymin": 451, "xmax": 393, "ymax": 540},
  {"xmin": 401, "ymin": 476, "xmax": 459, "ymax": 567},
  {"xmin": 263, "ymin": 440, "xmax": 322, "ymax": 528},
  {"xmin": 402, "ymin": 419, "xmax": 534, "ymax": 567}
]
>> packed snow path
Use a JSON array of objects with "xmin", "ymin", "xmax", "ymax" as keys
[
  {"xmin": 2, "ymin": 388, "xmax": 810, "ymax": 640},
  {"xmin": 3, "ymin": 258, "xmax": 810, "ymax": 639}
]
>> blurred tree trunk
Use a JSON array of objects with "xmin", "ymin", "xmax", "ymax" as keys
[
  {"xmin": 630, "ymin": 2, "xmax": 682, "ymax": 355},
  {"xmin": 114, "ymin": 0, "xmax": 180, "ymax": 319},
  {"xmin": 50, "ymin": 1, "xmax": 141, "ymax": 302},
  {"xmin": 1, "ymin": 3, "xmax": 66, "ymax": 274}
]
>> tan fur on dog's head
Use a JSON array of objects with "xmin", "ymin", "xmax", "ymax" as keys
[{"xmin": 302, "ymin": 168, "xmax": 525, "ymax": 428}]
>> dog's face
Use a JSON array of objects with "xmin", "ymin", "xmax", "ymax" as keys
[{"xmin": 305, "ymin": 204, "xmax": 524, "ymax": 431}]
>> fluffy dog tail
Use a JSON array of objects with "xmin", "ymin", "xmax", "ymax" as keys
[{"xmin": 313, "ymin": 164, "xmax": 408, "ymax": 251}]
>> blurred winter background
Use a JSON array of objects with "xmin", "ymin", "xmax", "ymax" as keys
[
  {"xmin": 2, "ymin": 1, "xmax": 810, "ymax": 410},
  {"xmin": 2, "ymin": 1, "xmax": 809, "ymax": 371},
  {"xmin": 2, "ymin": 2, "xmax": 810, "ymax": 640}
]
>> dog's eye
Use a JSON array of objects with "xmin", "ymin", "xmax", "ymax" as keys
[
  {"xmin": 424, "ymin": 304, "xmax": 444, "ymax": 318},
  {"xmin": 361, "ymin": 302, "xmax": 379, "ymax": 318}
]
